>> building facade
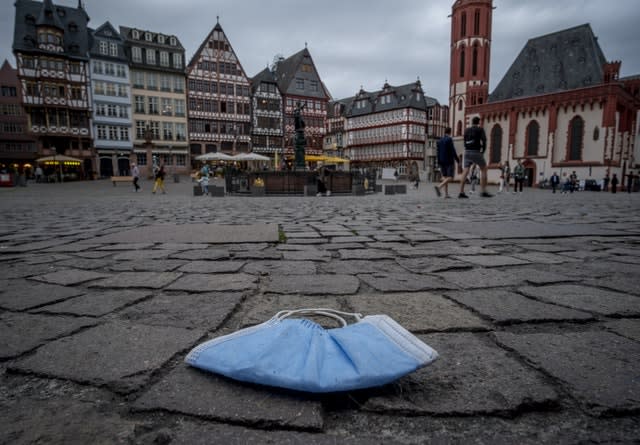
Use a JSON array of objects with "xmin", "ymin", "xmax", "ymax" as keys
[
  {"xmin": 250, "ymin": 67, "xmax": 284, "ymax": 164},
  {"xmin": 89, "ymin": 22, "xmax": 132, "ymax": 178},
  {"xmin": 120, "ymin": 26, "xmax": 188, "ymax": 177},
  {"xmin": 330, "ymin": 80, "xmax": 439, "ymax": 179},
  {"xmin": 272, "ymin": 48, "xmax": 330, "ymax": 157},
  {"xmin": 13, "ymin": 0, "xmax": 94, "ymax": 178},
  {"xmin": 0, "ymin": 60, "xmax": 36, "ymax": 175},
  {"xmin": 186, "ymin": 21, "xmax": 251, "ymax": 164},
  {"xmin": 452, "ymin": 6, "xmax": 640, "ymax": 187}
]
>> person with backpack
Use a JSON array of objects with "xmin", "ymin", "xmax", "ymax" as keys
[
  {"xmin": 458, "ymin": 116, "xmax": 493, "ymax": 198},
  {"xmin": 434, "ymin": 127, "xmax": 459, "ymax": 198},
  {"xmin": 513, "ymin": 160, "xmax": 525, "ymax": 193}
]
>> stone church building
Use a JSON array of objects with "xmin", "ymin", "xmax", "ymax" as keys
[{"xmin": 449, "ymin": 0, "xmax": 639, "ymax": 188}]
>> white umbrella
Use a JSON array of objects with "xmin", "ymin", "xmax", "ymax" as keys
[
  {"xmin": 232, "ymin": 153, "xmax": 271, "ymax": 161},
  {"xmin": 36, "ymin": 155, "xmax": 83, "ymax": 163},
  {"xmin": 195, "ymin": 152, "xmax": 234, "ymax": 161}
]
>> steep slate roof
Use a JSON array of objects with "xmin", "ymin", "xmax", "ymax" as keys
[
  {"xmin": 13, "ymin": 0, "xmax": 91, "ymax": 59},
  {"xmin": 89, "ymin": 21, "xmax": 127, "ymax": 62},
  {"xmin": 336, "ymin": 80, "xmax": 428, "ymax": 117},
  {"xmin": 250, "ymin": 66, "xmax": 278, "ymax": 93},
  {"xmin": 272, "ymin": 47, "xmax": 331, "ymax": 99},
  {"xmin": 489, "ymin": 24, "xmax": 607, "ymax": 102}
]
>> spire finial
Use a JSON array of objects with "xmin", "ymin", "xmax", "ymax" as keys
[
  {"xmin": 217, "ymin": 16, "xmax": 219, "ymax": 24},
  {"xmin": 305, "ymin": 41, "xmax": 308, "ymax": 48}
]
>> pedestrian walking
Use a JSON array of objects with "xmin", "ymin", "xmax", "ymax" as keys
[
  {"xmin": 627, "ymin": 171, "xmax": 635, "ymax": 193},
  {"xmin": 513, "ymin": 160, "xmax": 525, "ymax": 193},
  {"xmin": 198, "ymin": 171, "xmax": 209, "ymax": 195},
  {"xmin": 611, "ymin": 173, "xmax": 619, "ymax": 194},
  {"xmin": 469, "ymin": 165, "xmax": 479, "ymax": 194},
  {"xmin": 132, "ymin": 163, "xmax": 140, "ymax": 192},
  {"xmin": 152, "ymin": 164, "xmax": 166, "ymax": 194},
  {"xmin": 550, "ymin": 172, "xmax": 560, "ymax": 193},
  {"xmin": 34, "ymin": 165, "xmax": 43, "ymax": 183},
  {"xmin": 603, "ymin": 173, "xmax": 610, "ymax": 192},
  {"xmin": 434, "ymin": 127, "xmax": 459, "ymax": 198},
  {"xmin": 569, "ymin": 171, "xmax": 578, "ymax": 193},
  {"xmin": 458, "ymin": 116, "xmax": 492, "ymax": 199},
  {"xmin": 501, "ymin": 162, "xmax": 511, "ymax": 193}
]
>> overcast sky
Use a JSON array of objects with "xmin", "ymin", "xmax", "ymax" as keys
[{"xmin": 1, "ymin": 0, "xmax": 638, "ymax": 105}]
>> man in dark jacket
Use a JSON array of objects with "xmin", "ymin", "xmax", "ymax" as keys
[
  {"xmin": 458, "ymin": 116, "xmax": 492, "ymax": 198},
  {"xmin": 550, "ymin": 172, "xmax": 560, "ymax": 193},
  {"xmin": 434, "ymin": 127, "xmax": 459, "ymax": 198}
]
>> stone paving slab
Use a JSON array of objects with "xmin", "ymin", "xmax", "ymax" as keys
[
  {"xmin": 494, "ymin": 331, "xmax": 640, "ymax": 415},
  {"xmin": 107, "ymin": 259, "xmax": 187, "ymax": 272},
  {"xmin": 604, "ymin": 319, "xmax": 640, "ymax": 343},
  {"xmin": 336, "ymin": 249, "xmax": 396, "ymax": 260},
  {"xmin": 358, "ymin": 273, "xmax": 458, "ymax": 292},
  {"xmin": 32, "ymin": 289, "xmax": 152, "ymax": 317},
  {"xmin": 132, "ymin": 365, "xmax": 324, "ymax": 430},
  {"xmin": 436, "ymin": 268, "xmax": 526, "ymax": 289},
  {"xmin": 395, "ymin": 257, "xmax": 472, "ymax": 273},
  {"xmin": 242, "ymin": 260, "xmax": 316, "ymax": 275},
  {"xmin": 453, "ymin": 254, "xmax": 530, "ymax": 267},
  {"xmin": 111, "ymin": 250, "xmax": 173, "ymax": 261},
  {"xmin": 363, "ymin": 333, "xmax": 559, "ymax": 415},
  {"xmin": 518, "ymin": 284, "xmax": 640, "ymax": 316},
  {"xmin": 240, "ymin": 294, "xmax": 347, "ymax": 327},
  {"xmin": 30, "ymin": 268, "xmax": 111, "ymax": 286},
  {"xmin": 0, "ymin": 376, "xmax": 138, "ymax": 445},
  {"xmin": 0, "ymin": 279, "xmax": 85, "ymax": 310},
  {"xmin": 169, "ymin": 248, "xmax": 230, "ymax": 260},
  {"xmin": 10, "ymin": 321, "xmax": 204, "ymax": 394},
  {"xmin": 57, "ymin": 257, "xmax": 115, "ymax": 270},
  {"xmin": 117, "ymin": 292, "xmax": 243, "ymax": 330},
  {"xmin": 344, "ymin": 292, "xmax": 491, "ymax": 332},
  {"xmin": 159, "ymin": 420, "xmax": 395, "ymax": 445},
  {"xmin": 166, "ymin": 273, "xmax": 258, "ymax": 292},
  {"xmin": 445, "ymin": 289, "xmax": 595, "ymax": 325},
  {"xmin": 319, "ymin": 260, "xmax": 407, "ymax": 275},
  {"xmin": 85, "ymin": 223, "xmax": 280, "ymax": 244},
  {"xmin": 0, "ymin": 263, "xmax": 65, "ymax": 280},
  {"xmin": 177, "ymin": 260, "xmax": 245, "ymax": 274},
  {"xmin": 435, "ymin": 221, "xmax": 625, "ymax": 239},
  {"xmin": 282, "ymin": 249, "xmax": 332, "ymax": 262},
  {"xmin": 0, "ymin": 313, "xmax": 97, "ymax": 359},
  {"xmin": 264, "ymin": 274, "xmax": 359, "ymax": 295},
  {"xmin": 89, "ymin": 271, "xmax": 182, "ymax": 289}
]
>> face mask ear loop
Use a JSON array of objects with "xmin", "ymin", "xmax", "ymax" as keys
[{"xmin": 275, "ymin": 308, "xmax": 363, "ymax": 327}]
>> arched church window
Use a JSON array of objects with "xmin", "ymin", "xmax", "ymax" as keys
[
  {"xmin": 568, "ymin": 116, "xmax": 584, "ymax": 161},
  {"xmin": 490, "ymin": 124, "xmax": 502, "ymax": 164},
  {"xmin": 593, "ymin": 126, "xmax": 599, "ymax": 141},
  {"xmin": 459, "ymin": 47, "xmax": 465, "ymax": 78},
  {"xmin": 526, "ymin": 121, "xmax": 539, "ymax": 156},
  {"xmin": 456, "ymin": 121, "xmax": 463, "ymax": 137},
  {"xmin": 472, "ymin": 43, "xmax": 479, "ymax": 76},
  {"xmin": 474, "ymin": 9, "xmax": 480, "ymax": 35}
]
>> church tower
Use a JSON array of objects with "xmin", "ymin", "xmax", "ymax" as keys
[{"xmin": 449, "ymin": 0, "xmax": 493, "ymax": 136}]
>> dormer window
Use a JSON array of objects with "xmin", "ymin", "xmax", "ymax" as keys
[
  {"xmin": 169, "ymin": 36, "xmax": 177, "ymax": 46},
  {"xmin": 25, "ymin": 14, "xmax": 36, "ymax": 25},
  {"xmin": 132, "ymin": 29, "xmax": 140, "ymax": 39},
  {"xmin": 158, "ymin": 35, "xmax": 165, "ymax": 44},
  {"xmin": 145, "ymin": 32, "xmax": 152, "ymax": 42},
  {"xmin": 68, "ymin": 22, "xmax": 78, "ymax": 32}
]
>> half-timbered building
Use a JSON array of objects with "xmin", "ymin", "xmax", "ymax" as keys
[
  {"xmin": 89, "ymin": 22, "xmax": 132, "ymax": 178},
  {"xmin": 186, "ymin": 20, "xmax": 251, "ymax": 162},
  {"xmin": 450, "ymin": 0, "xmax": 639, "ymax": 188},
  {"xmin": 120, "ymin": 25, "xmax": 188, "ymax": 177},
  {"xmin": 250, "ymin": 67, "xmax": 284, "ymax": 163},
  {"xmin": 13, "ymin": 0, "xmax": 94, "ymax": 178},
  {"xmin": 0, "ymin": 60, "xmax": 37, "ymax": 175},
  {"xmin": 272, "ymin": 48, "xmax": 330, "ymax": 156},
  {"xmin": 331, "ymin": 80, "xmax": 435, "ymax": 178}
]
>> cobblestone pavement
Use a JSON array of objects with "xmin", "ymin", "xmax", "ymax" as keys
[{"xmin": 1, "ymin": 178, "xmax": 639, "ymax": 444}]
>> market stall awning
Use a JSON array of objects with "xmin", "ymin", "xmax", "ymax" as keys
[
  {"xmin": 195, "ymin": 152, "xmax": 235, "ymax": 161},
  {"xmin": 36, "ymin": 155, "xmax": 83, "ymax": 163},
  {"xmin": 231, "ymin": 153, "xmax": 271, "ymax": 161},
  {"xmin": 304, "ymin": 155, "xmax": 349, "ymax": 164}
]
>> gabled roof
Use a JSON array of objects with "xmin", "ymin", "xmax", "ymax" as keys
[
  {"xmin": 119, "ymin": 26, "xmax": 184, "ymax": 50},
  {"xmin": 250, "ymin": 66, "xmax": 279, "ymax": 93},
  {"xmin": 186, "ymin": 21, "xmax": 247, "ymax": 79},
  {"xmin": 89, "ymin": 21, "xmax": 127, "ymax": 61},
  {"xmin": 1, "ymin": 59, "xmax": 15, "ymax": 72},
  {"xmin": 272, "ymin": 47, "xmax": 331, "ymax": 100},
  {"xmin": 490, "ymin": 24, "xmax": 607, "ymax": 102},
  {"xmin": 334, "ymin": 80, "xmax": 428, "ymax": 117},
  {"xmin": 13, "ymin": 0, "xmax": 91, "ymax": 59},
  {"xmin": 37, "ymin": 0, "xmax": 64, "ymax": 30}
]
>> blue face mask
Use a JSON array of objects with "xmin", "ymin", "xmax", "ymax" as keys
[{"xmin": 185, "ymin": 309, "xmax": 439, "ymax": 393}]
